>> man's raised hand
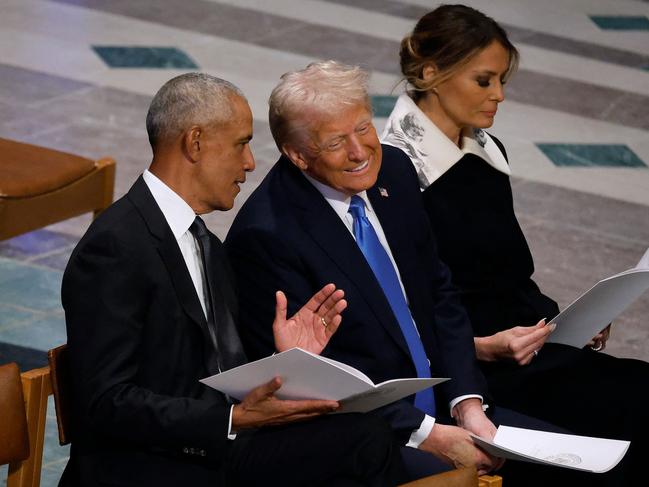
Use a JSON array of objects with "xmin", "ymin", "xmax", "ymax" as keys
[{"xmin": 272, "ymin": 283, "xmax": 347, "ymax": 354}]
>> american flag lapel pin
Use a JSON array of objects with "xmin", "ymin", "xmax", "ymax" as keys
[{"xmin": 379, "ymin": 187, "xmax": 389, "ymax": 197}]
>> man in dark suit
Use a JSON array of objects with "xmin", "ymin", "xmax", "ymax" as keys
[
  {"xmin": 225, "ymin": 62, "xmax": 601, "ymax": 485},
  {"xmin": 226, "ymin": 61, "xmax": 505, "ymax": 478},
  {"xmin": 61, "ymin": 73, "xmax": 402, "ymax": 487}
]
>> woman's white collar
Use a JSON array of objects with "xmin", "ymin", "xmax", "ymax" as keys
[{"xmin": 380, "ymin": 93, "xmax": 510, "ymax": 189}]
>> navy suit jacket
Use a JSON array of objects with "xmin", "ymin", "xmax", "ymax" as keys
[
  {"xmin": 226, "ymin": 145, "xmax": 489, "ymax": 442},
  {"xmin": 62, "ymin": 177, "xmax": 235, "ymax": 487}
]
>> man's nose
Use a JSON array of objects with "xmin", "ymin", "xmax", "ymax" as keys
[
  {"xmin": 347, "ymin": 135, "xmax": 368, "ymax": 162},
  {"xmin": 244, "ymin": 145, "xmax": 256, "ymax": 172}
]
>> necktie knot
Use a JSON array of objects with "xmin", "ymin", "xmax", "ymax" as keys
[
  {"xmin": 348, "ymin": 195, "xmax": 366, "ymax": 220},
  {"xmin": 190, "ymin": 216, "xmax": 209, "ymax": 240}
]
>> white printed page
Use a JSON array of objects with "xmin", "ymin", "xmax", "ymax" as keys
[
  {"xmin": 201, "ymin": 348, "xmax": 373, "ymax": 401},
  {"xmin": 201, "ymin": 348, "xmax": 447, "ymax": 413},
  {"xmin": 547, "ymin": 268, "xmax": 649, "ymax": 347},
  {"xmin": 340, "ymin": 378, "xmax": 447, "ymax": 413},
  {"xmin": 471, "ymin": 426, "xmax": 630, "ymax": 473}
]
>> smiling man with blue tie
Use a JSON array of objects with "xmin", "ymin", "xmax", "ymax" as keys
[
  {"xmin": 224, "ymin": 61, "xmax": 590, "ymax": 485},
  {"xmin": 225, "ymin": 61, "xmax": 503, "ymax": 479}
]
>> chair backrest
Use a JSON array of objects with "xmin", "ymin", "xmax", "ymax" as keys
[
  {"xmin": 2, "ymin": 363, "xmax": 51, "ymax": 487},
  {"xmin": 0, "ymin": 363, "xmax": 30, "ymax": 465},
  {"xmin": 47, "ymin": 344, "xmax": 73, "ymax": 446}
]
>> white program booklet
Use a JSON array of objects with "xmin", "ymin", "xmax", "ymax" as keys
[
  {"xmin": 200, "ymin": 348, "xmax": 447, "ymax": 413},
  {"xmin": 546, "ymin": 268, "xmax": 649, "ymax": 348},
  {"xmin": 471, "ymin": 426, "xmax": 629, "ymax": 473}
]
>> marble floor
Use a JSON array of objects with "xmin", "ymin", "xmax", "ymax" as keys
[{"xmin": 0, "ymin": 0, "xmax": 648, "ymax": 484}]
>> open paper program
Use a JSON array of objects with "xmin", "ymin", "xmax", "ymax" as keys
[
  {"xmin": 471, "ymin": 426, "xmax": 630, "ymax": 473},
  {"xmin": 547, "ymin": 267, "xmax": 649, "ymax": 348},
  {"xmin": 201, "ymin": 347, "xmax": 447, "ymax": 413}
]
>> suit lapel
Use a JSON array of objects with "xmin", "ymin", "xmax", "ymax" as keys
[
  {"xmin": 280, "ymin": 160, "xmax": 411, "ymax": 357},
  {"xmin": 127, "ymin": 177, "xmax": 219, "ymax": 373}
]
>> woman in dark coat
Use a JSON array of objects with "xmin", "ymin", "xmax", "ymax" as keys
[{"xmin": 381, "ymin": 5, "xmax": 648, "ymax": 484}]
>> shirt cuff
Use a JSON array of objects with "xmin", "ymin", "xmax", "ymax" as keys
[
  {"xmin": 227, "ymin": 404, "xmax": 237, "ymax": 440},
  {"xmin": 449, "ymin": 394, "xmax": 486, "ymax": 417},
  {"xmin": 407, "ymin": 414, "xmax": 436, "ymax": 448}
]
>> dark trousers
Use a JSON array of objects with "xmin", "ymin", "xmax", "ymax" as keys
[{"xmin": 227, "ymin": 413, "xmax": 405, "ymax": 486}]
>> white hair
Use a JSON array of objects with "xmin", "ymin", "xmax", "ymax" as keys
[
  {"xmin": 268, "ymin": 60, "xmax": 371, "ymax": 151},
  {"xmin": 146, "ymin": 73, "xmax": 245, "ymax": 149}
]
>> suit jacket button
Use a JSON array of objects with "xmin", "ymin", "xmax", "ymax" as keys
[{"xmin": 183, "ymin": 447, "xmax": 189, "ymax": 454}]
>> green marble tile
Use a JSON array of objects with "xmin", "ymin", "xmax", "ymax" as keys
[
  {"xmin": 536, "ymin": 144, "xmax": 647, "ymax": 168},
  {"xmin": 0, "ymin": 257, "xmax": 63, "ymax": 312},
  {"xmin": 371, "ymin": 95, "xmax": 397, "ymax": 118},
  {"xmin": 590, "ymin": 15, "xmax": 649, "ymax": 31},
  {"xmin": 0, "ymin": 229, "xmax": 77, "ymax": 260},
  {"xmin": 0, "ymin": 314, "xmax": 66, "ymax": 352},
  {"xmin": 0, "ymin": 303, "xmax": 37, "ymax": 328},
  {"xmin": 92, "ymin": 46, "xmax": 199, "ymax": 69}
]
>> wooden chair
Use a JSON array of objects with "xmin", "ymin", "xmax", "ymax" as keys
[
  {"xmin": 47, "ymin": 345, "xmax": 72, "ymax": 446},
  {"xmin": 399, "ymin": 467, "xmax": 502, "ymax": 487},
  {"xmin": 1, "ymin": 362, "xmax": 52, "ymax": 487},
  {"xmin": 400, "ymin": 467, "xmax": 478, "ymax": 486},
  {"xmin": 0, "ymin": 137, "xmax": 115, "ymax": 241},
  {"xmin": 46, "ymin": 345, "xmax": 503, "ymax": 487}
]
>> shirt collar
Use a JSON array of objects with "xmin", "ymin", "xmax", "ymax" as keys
[
  {"xmin": 142, "ymin": 169, "xmax": 196, "ymax": 239},
  {"xmin": 302, "ymin": 172, "xmax": 372, "ymax": 220},
  {"xmin": 380, "ymin": 93, "xmax": 510, "ymax": 189}
]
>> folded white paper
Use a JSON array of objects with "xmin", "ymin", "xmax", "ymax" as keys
[
  {"xmin": 471, "ymin": 426, "xmax": 630, "ymax": 473},
  {"xmin": 547, "ymin": 268, "xmax": 649, "ymax": 347},
  {"xmin": 200, "ymin": 348, "xmax": 447, "ymax": 413}
]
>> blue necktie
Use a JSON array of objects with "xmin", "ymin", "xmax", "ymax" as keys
[{"xmin": 348, "ymin": 195, "xmax": 435, "ymax": 416}]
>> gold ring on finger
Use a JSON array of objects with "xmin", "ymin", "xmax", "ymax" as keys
[{"xmin": 320, "ymin": 316, "xmax": 328, "ymax": 328}]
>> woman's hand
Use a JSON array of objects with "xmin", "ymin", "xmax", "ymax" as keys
[{"xmin": 474, "ymin": 319, "xmax": 555, "ymax": 365}]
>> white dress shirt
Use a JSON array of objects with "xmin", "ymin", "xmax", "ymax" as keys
[{"xmin": 142, "ymin": 170, "xmax": 236, "ymax": 439}]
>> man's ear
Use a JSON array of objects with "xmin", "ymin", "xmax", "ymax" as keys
[
  {"xmin": 282, "ymin": 143, "xmax": 310, "ymax": 171},
  {"xmin": 183, "ymin": 126, "xmax": 203, "ymax": 163}
]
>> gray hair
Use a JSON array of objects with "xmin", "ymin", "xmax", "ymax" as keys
[
  {"xmin": 146, "ymin": 73, "xmax": 245, "ymax": 149},
  {"xmin": 268, "ymin": 60, "xmax": 371, "ymax": 151}
]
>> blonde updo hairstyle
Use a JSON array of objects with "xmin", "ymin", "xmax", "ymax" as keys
[{"xmin": 400, "ymin": 4, "xmax": 519, "ymax": 101}]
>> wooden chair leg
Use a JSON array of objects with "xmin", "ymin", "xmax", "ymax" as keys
[{"xmin": 7, "ymin": 367, "xmax": 52, "ymax": 487}]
